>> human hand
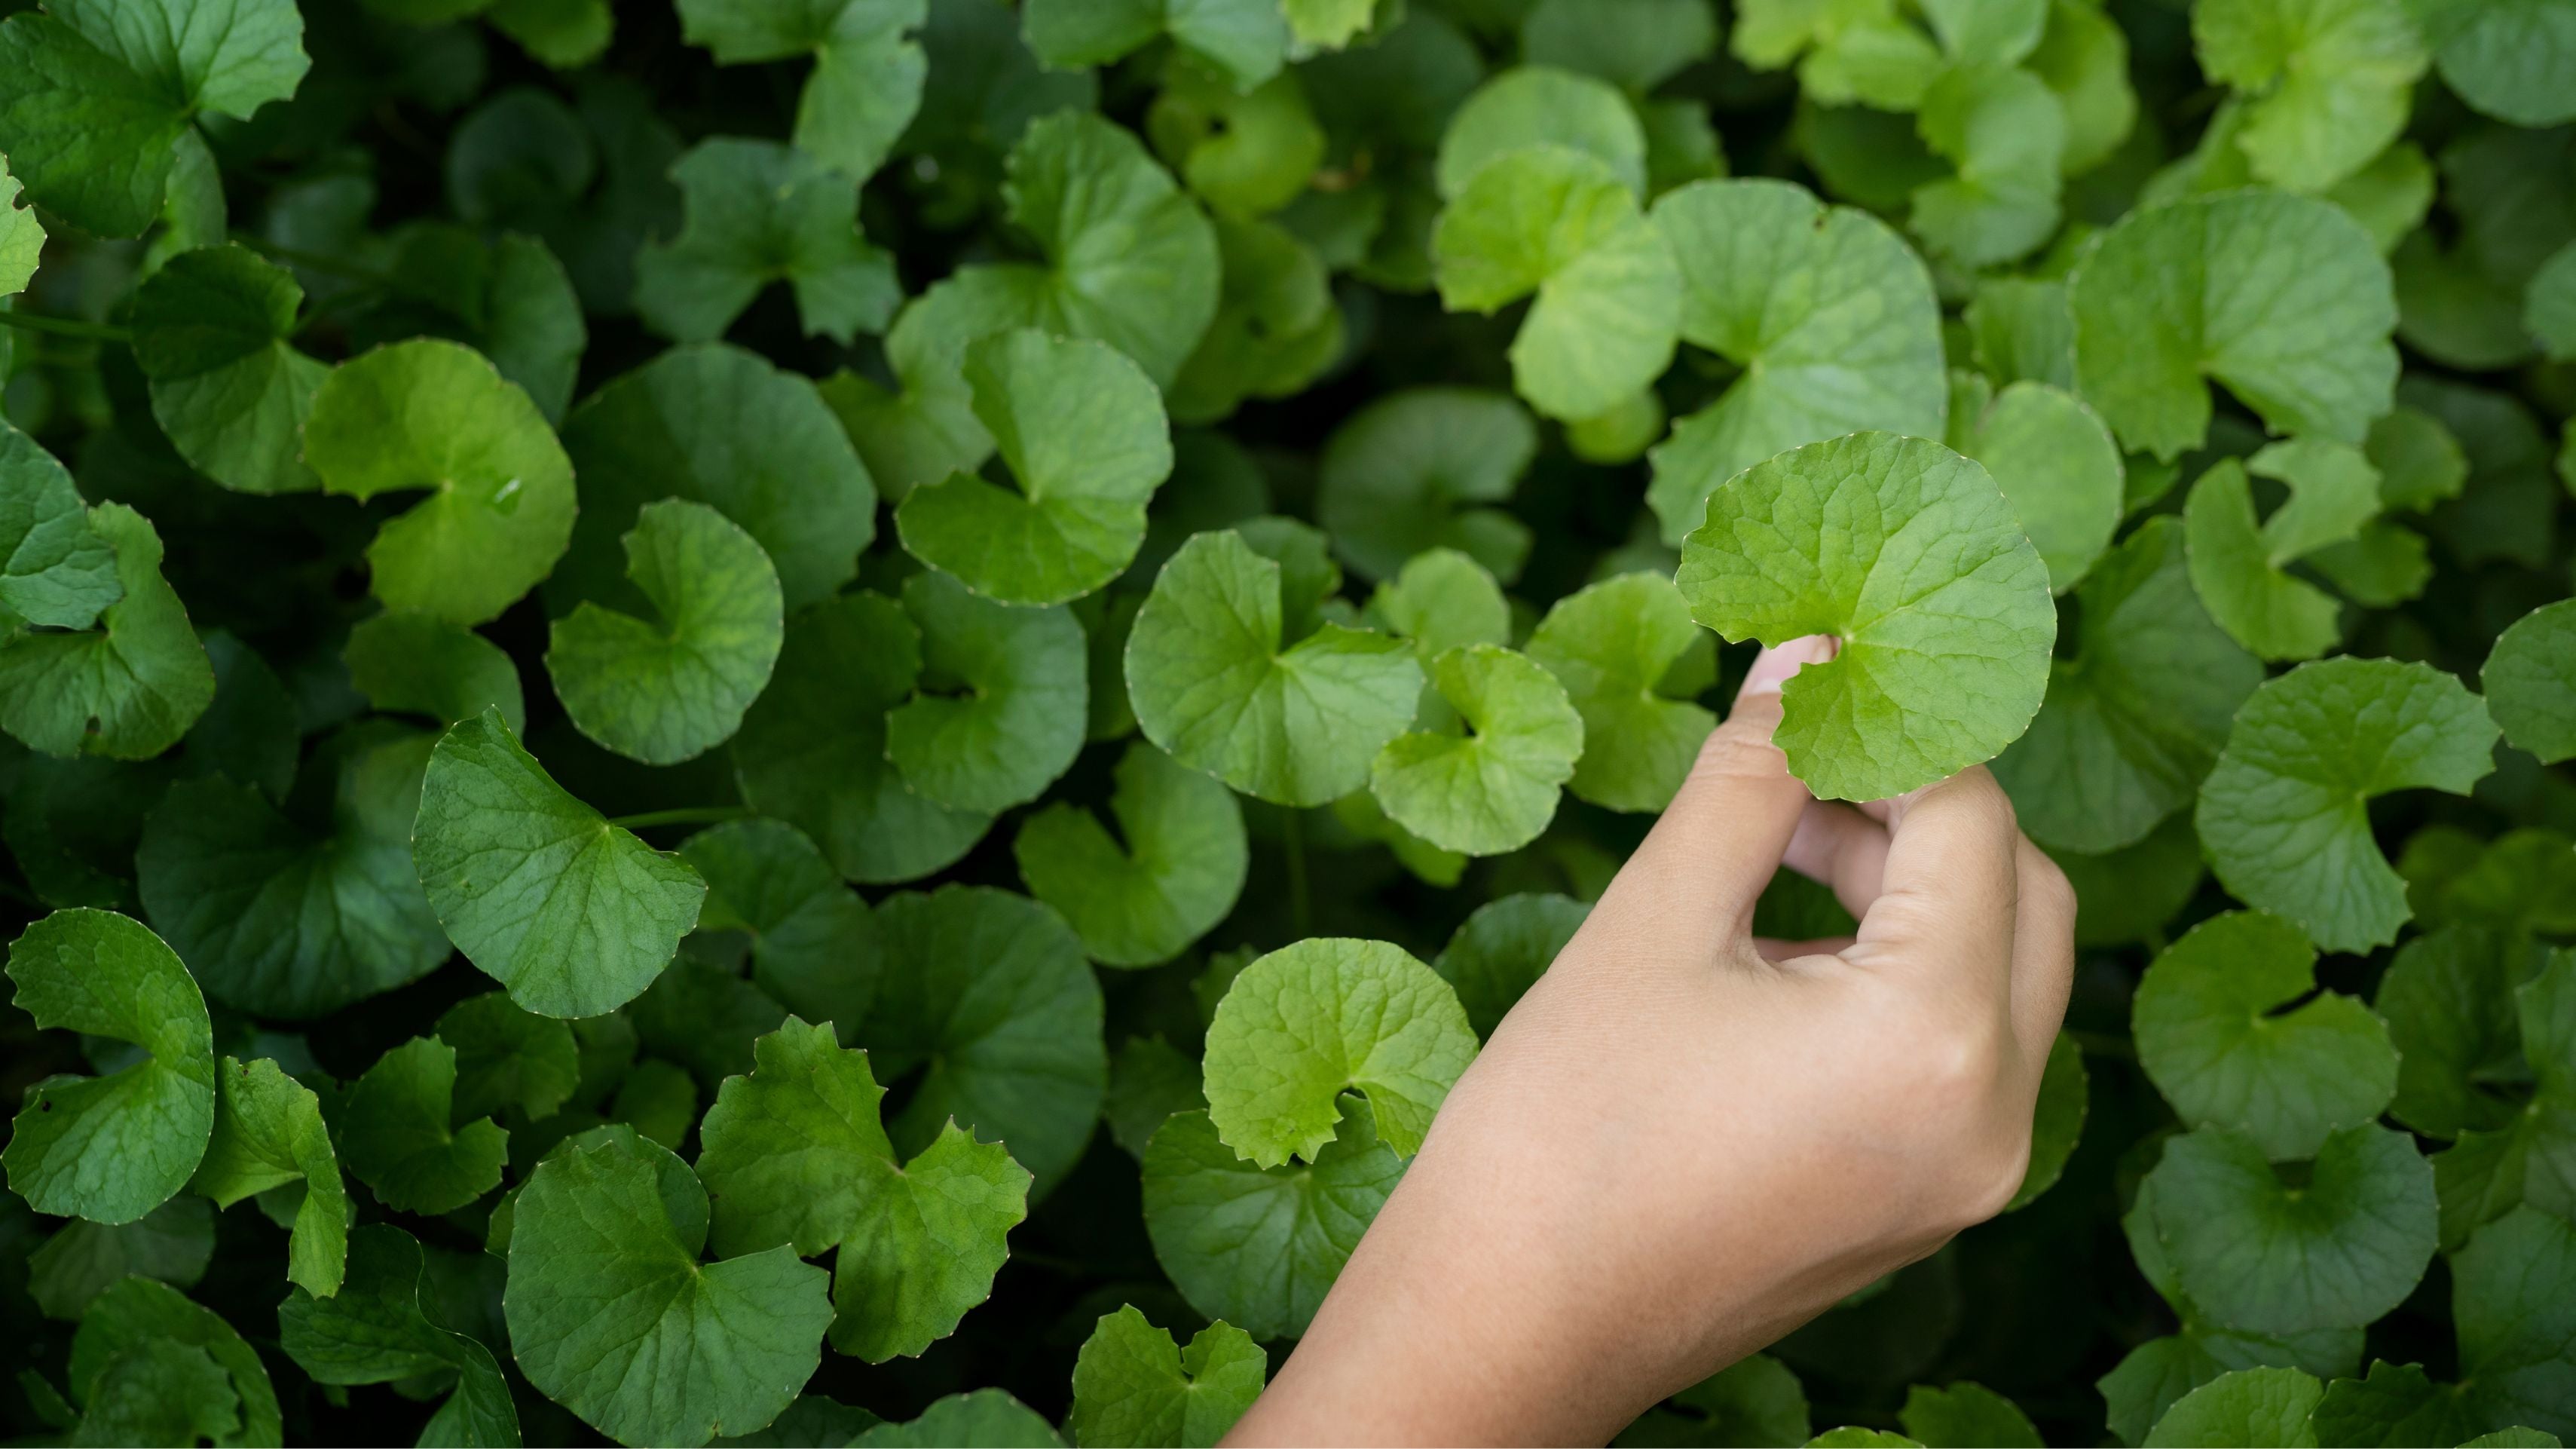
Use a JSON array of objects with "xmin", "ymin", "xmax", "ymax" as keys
[{"xmin": 1225, "ymin": 636, "xmax": 2078, "ymax": 1447}]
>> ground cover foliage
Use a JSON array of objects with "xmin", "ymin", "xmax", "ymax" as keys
[{"xmin": 0, "ymin": 0, "xmax": 2572, "ymax": 1444}]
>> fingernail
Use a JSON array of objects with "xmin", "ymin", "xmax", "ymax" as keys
[{"xmin": 1737, "ymin": 634, "xmax": 1839, "ymax": 698}]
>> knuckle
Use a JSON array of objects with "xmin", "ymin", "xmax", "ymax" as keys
[{"xmin": 2022, "ymin": 849, "xmax": 2076, "ymax": 921}]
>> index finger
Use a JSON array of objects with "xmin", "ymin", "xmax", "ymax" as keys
[{"xmin": 1843, "ymin": 765, "xmax": 2021, "ymax": 995}]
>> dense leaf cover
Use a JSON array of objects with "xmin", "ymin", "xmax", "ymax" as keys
[{"xmin": 0, "ymin": 0, "xmax": 2572, "ymax": 1445}]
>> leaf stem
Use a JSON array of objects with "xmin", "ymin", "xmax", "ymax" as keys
[
  {"xmin": 0, "ymin": 310, "xmax": 131, "ymax": 343},
  {"xmin": 606, "ymin": 805, "xmax": 752, "ymax": 831},
  {"xmin": 1282, "ymin": 807, "xmax": 1312, "ymax": 938}
]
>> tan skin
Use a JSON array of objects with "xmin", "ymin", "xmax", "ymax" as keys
[{"xmin": 1225, "ymin": 636, "xmax": 2079, "ymax": 1447}]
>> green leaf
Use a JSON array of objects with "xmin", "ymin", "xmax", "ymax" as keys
[
  {"xmin": 733, "ymin": 592, "xmax": 994, "ymax": 885},
  {"xmin": 1370, "ymin": 645, "xmax": 1584, "ymax": 856},
  {"xmin": 0, "ymin": 152, "xmax": 42, "ymax": 295},
  {"xmin": 2380, "ymin": 927, "xmax": 2544, "ymax": 1141},
  {"xmin": 1022, "ymin": 0, "xmax": 1288, "ymax": 92},
  {"xmin": 1807, "ymin": 1429, "xmax": 1923, "ymax": 1447},
  {"xmin": 2450, "ymin": 1206, "xmax": 2576, "ymax": 1441},
  {"xmin": 558, "ymin": 342, "xmax": 876, "ymax": 614},
  {"xmin": 415, "ymin": 708, "xmax": 709, "ymax": 1017},
  {"xmin": 505, "ymin": 1129, "xmax": 834, "ymax": 1447},
  {"xmin": 2134, "ymin": 911, "xmax": 2400, "ymax": 1160},
  {"xmin": 0, "ymin": 502, "xmax": 214, "ymax": 760},
  {"xmin": 1909, "ymin": 63, "xmax": 2065, "ymax": 270},
  {"xmin": 1521, "ymin": 0, "xmax": 1717, "ymax": 92},
  {"xmin": 1069, "ymin": 1304, "xmax": 1266, "ymax": 1448},
  {"xmin": 1014, "ymin": 740, "xmax": 1246, "ymax": 968},
  {"xmin": 1435, "ymin": 66, "xmax": 1646, "ymax": 198},
  {"xmin": 1623, "ymin": 1353, "xmax": 1812, "ymax": 1448},
  {"xmin": 2196, "ymin": 657, "xmax": 2499, "ymax": 953},
  {"xmin": 693, "ymin": 1019, "xmax": 1030, "ymax": 1362},
  {"xmin": 852, "ymin": 1390, "xmax": 1066, "ymax": 1448},
  {"xmin": 1141, "ymin": 1107, "xmax": 1403, "ymax": 1340},
  {"xmin": 4, "ymin": 909, "xmax": 214, "ymax": 1224},
  {"xmin": 2146, "ymin": 1123, "xmax": 2437, "ymax": 1336},
  {"xmin": 681, "ymin": 819, "xmax": 882, "ymax": 1037},
  {"xmin": 0, "ymin": 419, "xmax": 120, "ymax": 630},
  {"xmin": 2415, "ymin": 0, "xmax": 2576, "ymax": 127},
  {"xmin": 188, "ymin": 1056, "xmax": 348, "ymax": 1297},
  {"xmin": 68, "ymin": 1276, "xmax": 281, "ymax": 1448},
  {"xmin": 2428, "ymin": 950, "xmax": 2576, "ymax": 1248},
  {"xmin": 1432, "ymin": 144, "xmax": 1680, "ymax": 421},
  {"xmin": 861, "ymin": 887, "xmax": 1106, "ymax": 1196},
  {"xmin": 2182, "ymin": 461, "xmax": 2344, "ymax": 663},
  {"xmin": 2007, "ymin": 1030, "xmax": 2088, "ymax": 1212},
  {"xmin": 437, "ymin": 991, "xmax": 580, "ymax": 1121},
  {"xmin": 344, "ymin": 612, "xmax": 526, "ymax": 732},
  {"xmin": 2366, "ymin": 403, "xmax": 2469, "ymax": 513},
  {"xmin": 676, "ymin": 0, "xmax": 926, "ymax": 181},
  {"xmin": 1965, "ymin": 277, "xmax": 2075, "ymax": 392},
  {"xmin": 2194, "ymin": 0, "xmax": 2427, "ymax": 192},
  {"xmin": 1898, "ymin": 1383, "xmax": 2042, "ymax": 1448},
  {"xmin": 1365, "ymin": 549, "xmax": 1512, "ymax": 657},
  {"xmin": 886, "ymin": 570, "xmax": 1088, "ymax": 813},
  {"xmin": 2486, "ymin": 599, "xmax": 2576, "ymax": 765},
  {"xmin": 1146, "ymin": 62, "xmax": 1324, "ymax": 222},
  {"xmin": 546, "ymin": 499, "xmax": 784, "ymax": 766},
  {"xmin": 1168, "ymin": 217, "xmax": 1344, "ymax": 425},
  {"xmin": 136, "ymin": 729, "xmax": 449, "ymax": 1019},
  {"xmin": 1644, "ymin": 179, "xmax": 1947, "ymax": 545},
  {"xmin": 1317, "ymin": 388, "xmax": 1536, "ymax": 584},
  {"xmin": 2145, "ymin": 1367, "xmax": 2324, "ymax": 1449},
  {"xmin": 304, "ymin": 339, "xmax": 578, "ymax": 626},
  {"xmin": 1520, "ymin": 568, "xmax": 1722, "ymax": 810},
  {"xmin": 26, "ymin": 1198, "xmax": 213, "ymax": 1319},
  {"xmin": 1990, "ymin": 517, "xmax": 2262, "ymax": 854},
  {"xmin": 1677, "ymin": 431, "xmax": 2057, "ymax": 802},
  {"xmin": 277, "ymin": 1224, "xmax": 521, "ymax": 1447},
  {"xmin": 1201, "ymin": 936, "xmax": 1477, "ymax": 1166},
  {"xmin": 2310, "ymin": 1360, "xmax": 2487, "ymax": 1449},
  {"xmin": 1106, "ymin": 1034, "xmax": 1204, "ymax": 1159},
  {"xmin": 2068, "ymin": 189, "xmax": 2398, "ymax": 461},
  {"xmin": 898, "ymin": 329, "xmax": 1172, "ymax": 607},
  {"xmin": 635, "ymin": 138, "xmax": 898, "ymax": 345},
  {"xmin": 1942, "ymin": 373, "xmax": 2122, "ymax": 594},
  {"xmin": 1127, "ymin": 528, "xmax": 1425, "ymax": 807},
  {"xmin": 340, "ymin": 1037, "xmax": 509, "ymax": 1215},
  {"xmin": 1432, "ymin": 892, "xmax": 1589, "ymax": 1040},
  {"xmin": 130, "ymin": 244, "xmax": 329, "ymax": 496}
]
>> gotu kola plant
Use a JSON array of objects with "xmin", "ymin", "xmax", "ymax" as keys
[{"xmin": 0, "ymin": 0, "xmax": 2571, "ymax": 1444}]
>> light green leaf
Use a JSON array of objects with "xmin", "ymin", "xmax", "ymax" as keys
[
  {"xmin": 1014, "ymin": 740, "xmax": 1246, "ymax": 968},
  {"xmin": 415, "ymin": 708, "xmax": 708, "ymax": 1017},
  {"xmin": 1365, "ymin": 549, "xmax": 1512, "ymax": 658},
  {"xmin": 339, "ymin": 1037, "xmax": 509, "ymax": 1215},
  {"xmin": 2145, "ymin": 1367, "xmax": 2324, "ymax": 1449},
  {"xmin": 1520, "ymin": 0, "xmax": 1716, "ymax": 92},
  {"xmin": 853, "ymin": 1390, "xmax": 1065, "ymax": 1448},
  {"xmin": 1147, "ymin": 62, "xmax": 1323, "ymax": 221},
  {"xmin": 1432, "ymin": 892, "xmax": 1589, "ymax": 1040},
  {"xmin": 188, "ymin": 1056, "xmax": 347, "ymax": 1297},
  {"xmin": 1022, "ymin": 0, "xmax": 1288, "ymax": 91},
  {"xmin": 1167, "ymin": 217, "xmax": 1343, "ymax": 425},
  {"xmin": 2306, "ymin": 518, "xmax": 2433, "ymax": 609},
  {"xmin": 0, "ymin": 420, "xmax": 120, "ymax": 630},
  {"xmin": 130, "ymin": 244, "xmax": 329, "ymax": 496},
  {"xmin": 635, "ymin": 138, "xmax": 898, "ymax": 345},
  {"xmin": 1991, "ymin": 517, "xmax": 2262, "ymax": 854},
  {"xmin": 304, "ymin": 339, "xmax": 577, "ymax": 626},
  {"xmin": 2366, "ymin": 403, "xmax": 2467, "ymax": 512},
  {"xmin": 277, "ymin": 1224, "xmax": 521, "ymax": 1447},
  {"xmin": 4, "ymin": 909, "xmax": 214, "ymax": 1224},
  {"xmin": 886, "ymin": 570, "xmax": 1087, "ymax": 813},
  {"xmin": 1141, "ymin": 1107, "xmax": 1402, "ymax": 1340},
  {"xmin": 2415, "ymin": 0, "xmax": 2576, "ymax": 127},
  {"xmin": 1943, "ymin": 373, "xmax": 2122, "ymax": 594},
  {"xmin": 2068, "ymin": 189, "xmax": 2398, "ymax": 461},
  {"xmin": 681, "ymin": 819, "xmax": 881, "ymax": 1037},
  {"xmin": 733, "ymin": 592, "xmax": 993, "ymax": 885},
  {"xmin": 1317, "ymin": 388, "xmax": 1535, "ymax": 584},
  {"xmin": 1644, "ymin": 179, "xmax": 1947, "ymax": 544},
  {"xmin": 675, "ymin": 0, "xmax": 926, "ymax": 181},
  {"xmin": 1201, "ymin": 936, "xmax": 1477, "ymax": 1166},
  {"xmin": 2147, "ymin": 1123, "xmax": 2437, "ymax": 1336},
  {"xmin": 1069, "ymin": 1304, "xmax": 1266, "ymax": 1448},
  {"xmin": 861, "ymin": 887, "xmax": 1106, "ymax": 1196},
  {"xmin": 1677, "ymin": 431, "xmax": 2056, "ymax": 802},
  {"xmin": 1283, "ymin": 0, "xmax": 1376, "ymax": 49},
  {"xmin": 26, "ymin": 1198, "xmax": 213, "ymax": 1319},
  {"xmin": 0, "ymin": 502, "xmax": 213, "ymax": 760},
  {"xmin": 2181, "ymin": 461, "xmax": 2344, "ymax": 663},
  {"xmin": 1370, "ymin": 645, "xmax": 1584, "ymax": 856},
  {"xmin": 1909, "ymin": 63, "xmax": 2065, "ymax": 269},
  {"xmin": 506, "ymin": 1129, "xmax": 834, "ymax": 1448},
  {"xmin": 2195, "ymin": 0, "xmax": 2427, "ymax": 192},
  {"xmin": 136, "ymin": 729, "xmax": 449, "ymax": 1019},
  {"xmin": 1965, "ymin": 277, "xmax": 2075, "ymax": 392},
  {"xmin": 558, "ymin": 342, "xmax": 876, "ymax": 614},
  {"xmin": 0, "ymin": 153, "xmax": 41, "ymax": 295},
  {"xmin": 344, "ymin": 612, "xmax": 525, "ymax": 732},
  {"xmin": 2195, "ymin": 657, "xmax": 2498, "ymax": 954},
  {"xmin": 1127, "ymin": 529, "xmax": 1425, "ymax": 807},
  {"xmin": 68, "ymin": 1276, "xmax": 281, "ymax": 1448},
  {"xmin": 898, "ymin": 329, "xmax": 1172, "ymax": 607},
  {"xmin": 1436, "ymin": 66, "xmax": 1645, "ymax": 198},
  {"xmin": 2134, "ymin": 911, "xmax": 2400, "ymax": 1160},
  {"xmin": 693, "ymin": 1018, "xmax": 1030, "ymax": 1362},
  {"xmin": 546, "ymin": 499, "xmax": 784, "ymax": 766},
  {"xmin": 2486, "ymin": 599, "xmax": 2576, "ymax": 765},
  {"xmin": 1433, "ymin": 144, "xmax": 1680, "ymax": 422}
]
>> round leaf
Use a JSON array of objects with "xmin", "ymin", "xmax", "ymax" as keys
[
  {"xmin": 131, "ymin": 244, "xmax": 329, "ymax": 497},
  {"xmin": 886, "ymin": 570, "xmax": 1088, "ymax": 814},
  {"xmin": 1369, "ymin": 645, "xmax": 1584, "ymax": 856},
  {"xmin": 1141, "ymin": 1108, "xmax": 1402, "ymax": 1340},
  {"xmin": 1525, "ymin": 571, "xmax": 1716, "ymax": 813},
  {"xmin": 1014, "ymin": 740, "xmax": 1247, "ymax": 968},
  {"xmin": 2485, "ymin": 599, "xmax": 2576, "ymax": 765}
]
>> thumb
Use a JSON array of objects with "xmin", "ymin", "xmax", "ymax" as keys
[{"xmin": 1587, "ymin": 635, "xmax": 1838, "ymax": 960}]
